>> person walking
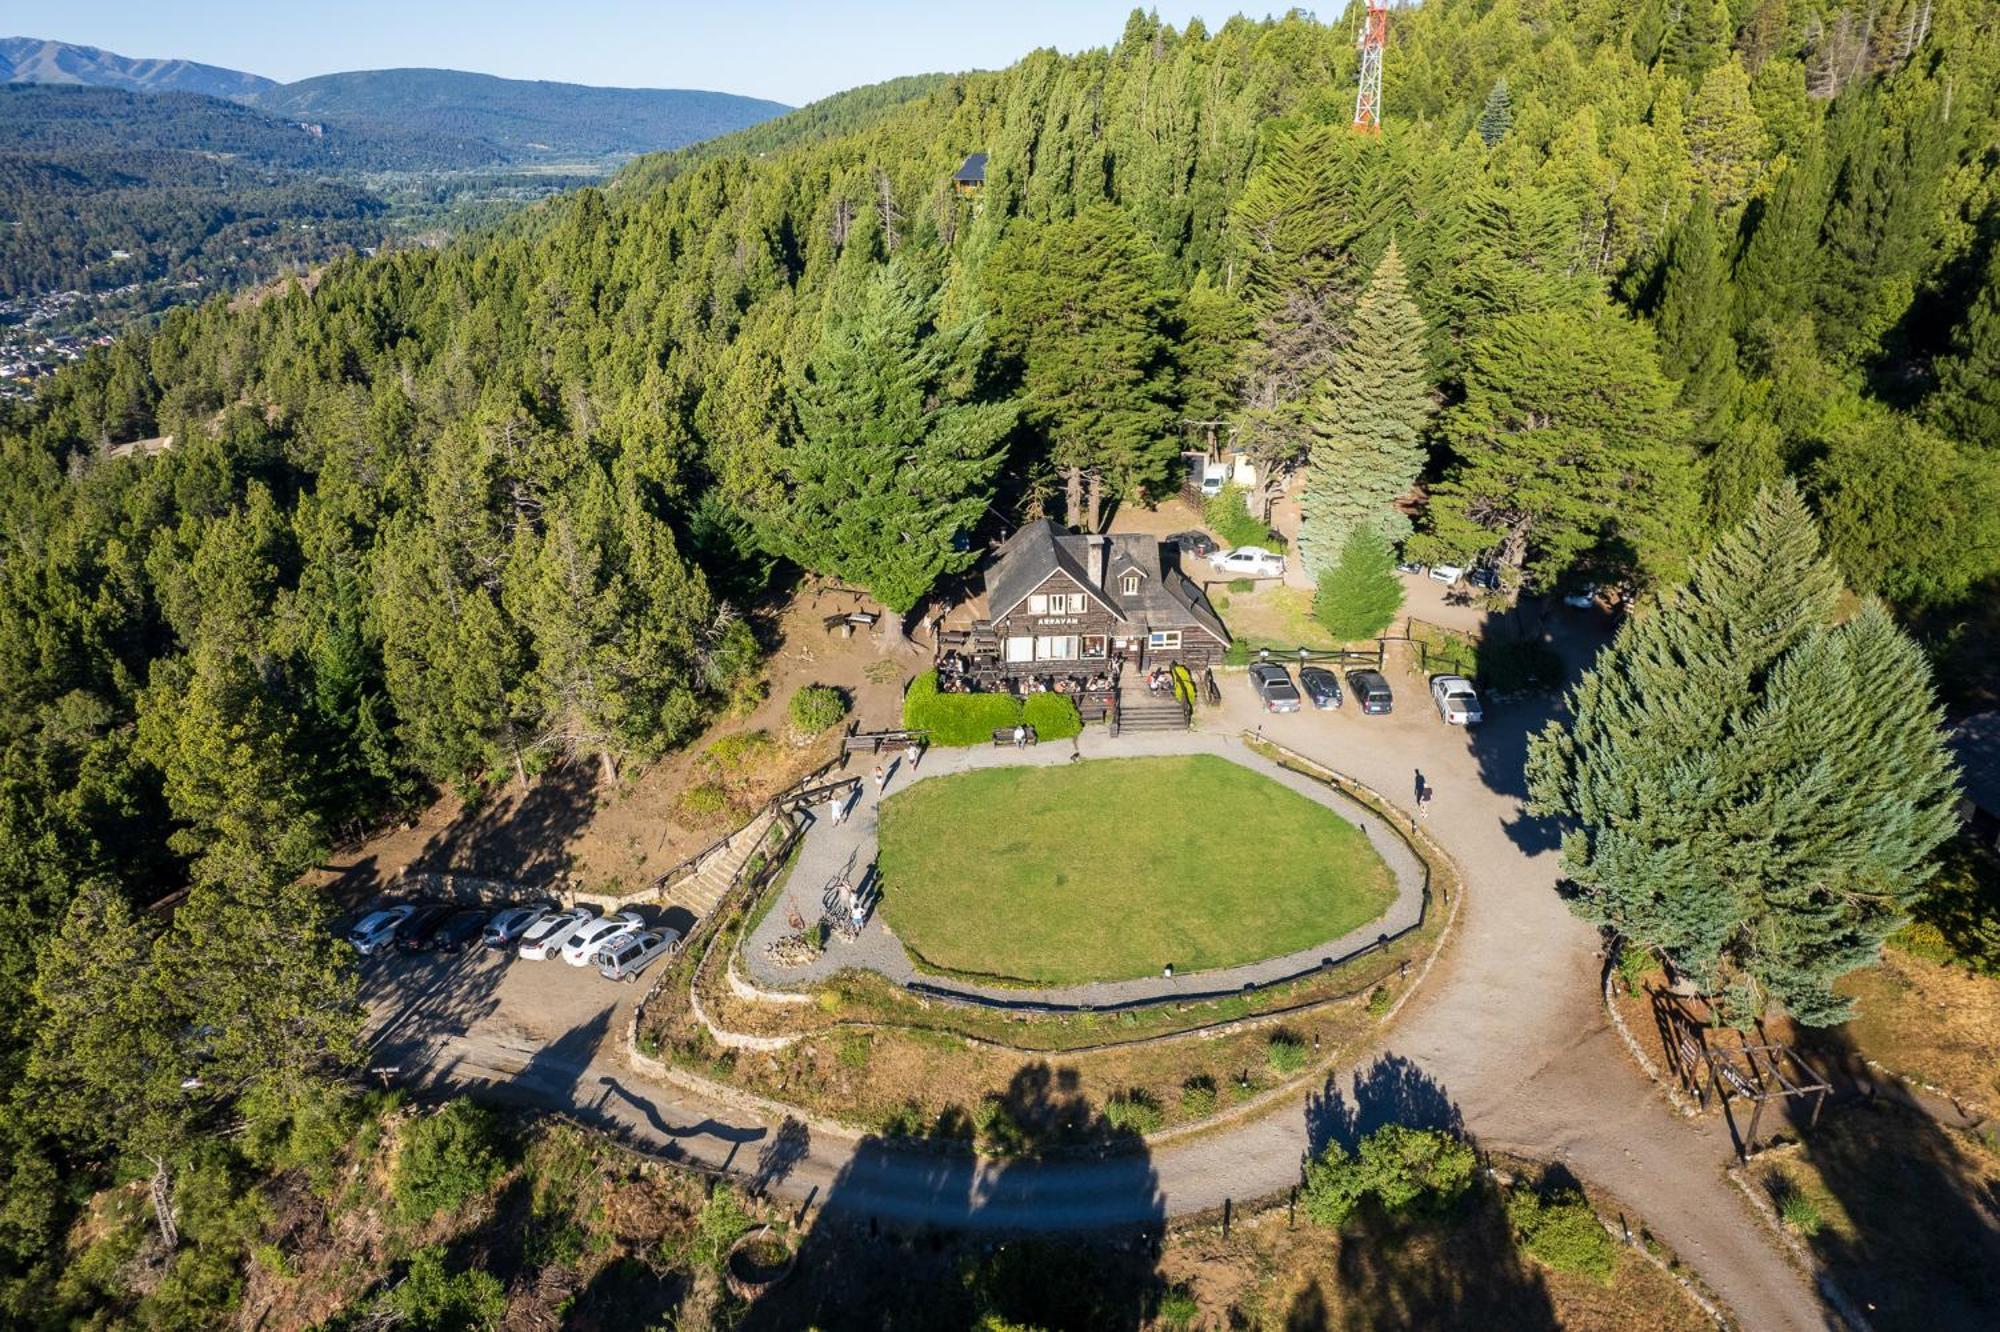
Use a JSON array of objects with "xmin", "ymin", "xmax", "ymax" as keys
[
  {"xmin": 828, "ymin": 792, "xmax": 843, "ymax": 827},
  {"xmin": 872, "ymin": 763, "xmax": 886, "ymax": 793},
  {"xmin": 1417, "ymin": 783, "xmax": 1433, "ymax": 819}
]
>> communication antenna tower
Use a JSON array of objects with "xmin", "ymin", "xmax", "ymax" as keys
[{"xmin": 1353, "ymin": 1, "xmax": 1388, "ymax": 133}]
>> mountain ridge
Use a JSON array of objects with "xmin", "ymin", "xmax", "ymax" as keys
[{"xmin": 0, "ymin": 36, "xmax": 276, "ymax": 98}]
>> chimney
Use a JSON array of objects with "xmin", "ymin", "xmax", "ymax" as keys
[{"xmin": 1085, "ymin": 535, "xmax": 1109, "ymax": 587}]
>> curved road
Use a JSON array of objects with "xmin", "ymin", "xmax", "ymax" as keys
[{"xmin": 375, "ymin": 657, "xmax": 1830, "ymax": 1331}]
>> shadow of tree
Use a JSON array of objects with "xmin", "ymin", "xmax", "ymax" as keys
[
  {"xmin": 1766, "ymin": 1024, "xmax": 2000, "ymax": 1330},
  {"xmin": 741, "ymin": 1061, "xmax": 1168, "ymax": 1330},
  {"xmin": 408, "ymin": 759, "xmax": 600, "ymax": 886},
  {"xmin": 1306, "ymin": 1051, "xmax": 1467, "ymax": 1158}
]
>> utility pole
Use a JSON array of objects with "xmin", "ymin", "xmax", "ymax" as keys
[{"xmin": 1353, "ymin": 1, "xmax": 1388, "ymax": 133}]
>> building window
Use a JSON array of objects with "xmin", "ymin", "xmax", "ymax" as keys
[
  {"xmin": 1035, "ymin": 635, "xmax": 1078, "ymax": 661},
  {"xmin": 1148, "ymin": 630, "xmax": 1182, "ymax": 650},
  {"xmin": 1081, "ymin": 635, "xmax": 1108, "ymax": 660},
  {"xmin": 1004, "ymin": 636, "xmax": 1034, "ymax": 663},
  {"xmin": 1028, "ymin": 594, "xmax": 1048, "ymax": 615},
  {"xmin": 1121, "ymin": 573, "xmax": 1141, "ymax": 595}
]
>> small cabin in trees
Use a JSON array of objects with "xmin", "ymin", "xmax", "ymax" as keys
[
  {"xmin": 967, "ymin": 520, "xmax": 1229, "ymax": 677},
  {"xmin": 953, "ymin": 152, "xmax": 987, "ymax": 196}
]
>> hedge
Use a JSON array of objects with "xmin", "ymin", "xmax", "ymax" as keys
[
  {"xmin": 903, "ymin": 672, "xmax": 1085, "ymax": 746},
  {"xmin": 903, "ymin": 671, "xmax": 1023, "ymax": 746},
  {"xmin": 1022, "ymin": 692, "xmax": 1081, "ymax": 740}
]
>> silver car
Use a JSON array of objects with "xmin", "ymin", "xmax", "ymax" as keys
[
  {"xmin": 347, "ymin": 904, "xmax": 415, "ymax": 956},
  {"xmin": 1431, "ymin": 674, "xmax": 1483, "ymax": 725},
  {"xmin": 596, "ymin": 928, "xmax": 683, "ymax": 982},
  {"xmin": 482, "ymin": 902, "xmax": 554, "ymax": 949}
]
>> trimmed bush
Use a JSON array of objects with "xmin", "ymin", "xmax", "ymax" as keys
[
  {"xmin": 1302, "ymin": 1124, "xmax": 1478, "ymax": 1227},
  {"xmin": 393, "ymin": 1101, "xmax": 507, "ymax": 1222},
  {"xmin": 1022, "ymin": 691, "xmax": 1082, "ymax": 740},
  {"xmin": 1506, "ymin": 1186, "xmax": 1618, "ymax": 1283},
  {"xmin": 788, "ymin": 683, "xmax": 849, "ymax": 734},
  {"xmin": 903, "ymin": 670, "xmax": 1023, "ymax": 746},
  {"xmin": 1204, "ymin": 483, "xmax": 1282, "ymax": 550},
  {"xmin": 1103, "ymin": 1091, "xmax": 1164, "ymax": 1135}
]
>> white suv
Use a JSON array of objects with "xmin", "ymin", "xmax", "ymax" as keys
[{"xmin": 347, "ymin": 905, "xmax": 415, "ymax": 956}]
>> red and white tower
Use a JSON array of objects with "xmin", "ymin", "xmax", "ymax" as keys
[{"xmin": 1352, "ymin": 1, "xmax": 1388, "ymax": 133}]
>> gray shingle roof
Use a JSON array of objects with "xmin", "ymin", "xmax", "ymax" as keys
[
  {"xmin": 1948, "ymin": 712, "xmax": 2000, "ymax": 814},
  {"xmin": 983, "ymin": 521, "xmax": 1228, "ymax": 644},
  {"xmin": 954, "ymin": 152, "xmax": 987, "ymax": 183}
]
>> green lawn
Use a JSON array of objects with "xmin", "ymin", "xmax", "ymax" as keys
[{"xmin": 874, "ymin": 754, "xmax": 1397, "ymax": 986}]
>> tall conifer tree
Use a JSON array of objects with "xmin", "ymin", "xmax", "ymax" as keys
[
  {"xmin": 1526, "ymin": 483, "xmax": 1958, "ymax": 1023},
  {"xmin": 1300, "ymin": 242, "xmax": 1434, "ymax": 580},
  {"xmin": 764, "ymin": 260, "xmax": 1015, "ymax": 612},
  {"xmin": 1477, "ymin": 78, "xmax": 1513, "ymax": 146},
  {"xmin": 1931, "ymin": 248, "xmax": 2000, "ymax": 448}
]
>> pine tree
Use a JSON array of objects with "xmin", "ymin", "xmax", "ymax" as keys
[
  {"xmin": 1930, "ymin": 248, "xmax": 2000, "ymax": 448},
  {"xmin": 1419, "ymin": 299, "xmax": 1699, "ymax": 591},
  {"xmin": 1315, "ymin": 527, "xmax": 1405, "ymax": 640},
  {"xmin": 1685, "ymin": 58, "xmax": 1769, "ymax": 206},
  {"xmin": 765, "ymin": 259, "xmax": 1015, "ymax": 611},
  {"xmin": 987, "ymin": 205, "xmax": 1178, "ymax": 524},
  {"xmin": 1299, "ymin": 242, "xmax": 1434, "ymax": 579},
  {"xmin": 1477, "ymin": 78, "xmax": 1514, "ymax": 146},
  {"xmin": 1661, "ymin": 0, "xmax": 1731, "ymax": 84},
  {"xmin": 1653, "ymin": 196, "xmax": 1738, "ymax": 432},
  {"xmin": 1730, "ymin": 148, "xmax": 1827, "ymax": 335},
  {"xmin": 1526, "ymin": 483, "xmax": 1957, "ymax": 1024}
]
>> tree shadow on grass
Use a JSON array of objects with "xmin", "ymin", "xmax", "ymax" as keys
[{"xmin": 741, "ymin": 1061, "xmax": 1168, "ymax": 1331}]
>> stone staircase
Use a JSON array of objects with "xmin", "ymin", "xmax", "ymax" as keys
[
  {"xmin": 1116, "ymin": 683, "xmax": 1191, "ymax": 733},
  {"xmin": 665, "ymin": 807, "xmax": 781, "ymax": 917}
]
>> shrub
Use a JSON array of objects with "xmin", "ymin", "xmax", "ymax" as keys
[
  {"xmin": 1022, "ymin": 691, "xmax": 1082, "ymax": 739},
  {"xmin": 1180, "ymin": 1077, "xmax": 1218, "ymax": 1119},
  {"xmin": 1157, "ymin": 1286, "xmax": 1201, "ymax": 1329},
  {"xmin": 393, "ymin": 1101, "xmax": 507, "ymax": 1222},
  {"xmin": 788, "ymin": 684, "xmax": 849, "ymax": 735},
  {"xmin": 1204, "ymin": 483, "xmax": 1281, "ymax": 550},
  {"xmin": 706, "ymin": 729, "xmax": 775, "ymax": 770},
  {"xmin": 388, "ymin": 1245, "xmax": 508, "ymax": 1331},
  {"xmin": 1507, "ymin": 1186, "xmax": 1618, "ymax": 1283},
  {"xmin": 1302, "ymin": 1125, "xmax": 1477, "ymax": 1227},
  {"xmin": 1103, "ymin": 1091, "xmax": 1164, "ymax": 1135},
  {"xmin": 679, "ymin": 1189, "xmax": 754, "ymax": 1273},
  {"xmin": 903, "ymin": 670, "xmax": 1024, "ymax": 746},
  {"xmin": 1266, "ymin": 1032, "xmax": 1309, "ymax": 1074},
  {"xmin": 1367, "ymin": 984, "xmax": 1394, "ymax": 1018},
  {"xmin": 676, "ymin": 780, "xmax": 732, "ymax": 824},
  {"xmin": 1776, "ymin": 1185, "xmax": 1824, "ymax": 1237},
  {"xmin": 836, "ymin": 1031, "xmax": 872, "ymax": 1069},
  {"xmin": 1315, "ymin": 528, "xmax": 1404, "ymax": 640}
]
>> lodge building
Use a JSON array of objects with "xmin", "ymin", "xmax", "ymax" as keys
[{"xmin": 965, "ymin": 519, "xmax": 1230, "ymax": 677}]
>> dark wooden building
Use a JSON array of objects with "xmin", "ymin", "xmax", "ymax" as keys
[{"xmin": 971, "ymin": 520, "xmax": 1229, "ymax": 674}]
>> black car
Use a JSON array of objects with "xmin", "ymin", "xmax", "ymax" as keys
[
  {"xmin": 1166, "ymin": 529, "xmax": 1218, "ymax": 558},
  {"xmin": 430, "ymin": 908, "xmax": 491, "ymax": 954},
  {"xmin": 396, "ymin": 904, "xmax": 457, "ymax": 952},
  {"xmin": 1298, "ymin": 665, "xmax": 1343, "ymax": 709},
  {"xmin": 1249, "ymin": 662, "xmax": 1302, "ymax": 713},
  {"xmin": 1345, "ymin": 669, "xmax": 1394, "ymax": 715}
]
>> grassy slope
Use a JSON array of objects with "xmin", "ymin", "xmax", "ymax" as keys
[{"xmin": 875, "ymin": 754, "xmax": 1395, "ymax": 985}]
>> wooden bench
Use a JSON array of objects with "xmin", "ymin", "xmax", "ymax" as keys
[{"xmin": 992, "ymin": 726, "xmax": 1038, "ymax": 747}]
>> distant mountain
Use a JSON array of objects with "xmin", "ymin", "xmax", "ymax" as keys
[
  {"xmin": 246, "ymin": 68, "xmax": 789, "ymax": 163},
  {"xmin": 4, "ymin": 38, "xmax": 791, "ymax": 165},
  {"xmin": 0, "ymin": 36, "xmax": 275, "ymax": 98}
]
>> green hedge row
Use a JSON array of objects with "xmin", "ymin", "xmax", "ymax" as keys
[{"xmin": 903, "ymin": 671, "xmax": 1083, "ymax": 746}]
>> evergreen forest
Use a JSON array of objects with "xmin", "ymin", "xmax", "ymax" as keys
[{"xmin": 0, "ymin": 1, "xmax": 1997, "ymax": 1317}]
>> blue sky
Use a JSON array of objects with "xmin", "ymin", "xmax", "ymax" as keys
[{"xmin": 29, "ymin": 1, "xmax": 1260, "ymax": 105}]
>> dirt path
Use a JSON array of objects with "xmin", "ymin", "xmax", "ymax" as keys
[{"xmin": 375, "ymin": 619, "xmax": 1830, "ymax": 1330}]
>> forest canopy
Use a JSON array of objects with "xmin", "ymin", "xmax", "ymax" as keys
[{"xmin": 1, "ymin": 2, "xmax": 1998, "ymax": 1311}]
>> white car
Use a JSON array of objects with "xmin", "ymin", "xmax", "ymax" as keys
[
  {"xmin": 1431, "ymin": 674, "xmax": 1483, "ymax": 725},
  {"xmin": 1209, "ymin": 546, "xmax": 1286, "ymax": 578},
  {"xmin": 560, "ymin": 911, "xmax": 644, "ymax": 967},
  {"xmin": 482, "ymin": 903, "xmax": 553, "ymax": 949},
  {"xmin": 1429, "ymin": 563, "xmax": 1466, "ymax": 585},
  {"xmin": 517, "ymin": 907, "xmax": 595, "ymax": 961},
  {"xmin": 348, "ymin": 905, "xmax": 415, "ymax": 956},
  {"xmin": 1563, "ymin": 583, "xmax": 1600, "ymax": 609}
]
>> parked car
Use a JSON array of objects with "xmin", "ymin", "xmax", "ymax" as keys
[
  {"xmin": 1395, "ymin": 558, "xmax": 1426, "ymax": 576},
  {"xmin": 1298, "ymin": 665, "xmax": 1343, "ymax": 710},
  {"xmin": 1345, "ymin": 669, "xmax": 1394, "ymax": 715},
  {"xmin": 348, "ymin": 904, "xmax": 415, "ymax": 956},
  {"xmin": 1562, "ymin": 583, "xmax": 1600, "ymax": 609},
  {"xmin": 561, "ymin": 911, "xmax": 645, "ymax": 967},
  {"xmin": 1429, "ymin": 563, "xmax": 1466, "ymax": 585},
  {"xmin": 597, "ymin": 928, "xmax": 683, "ymax": 982},
  {"xmin": 1166, "ymin": 529, "xmax": 1218, "ymax": 558},
  {"xmin": 482, "ymin": 903, "xmax": 553, "ymax": 949},
  {"xmin": 1248, "ymin": 662, "xmax": 1302, "ymax": 713},
  {"xmin": 430, "ymin": 908, "xmax": 491, "ymax": 953},
  {"xmin": 1196, "ymin": 458, "xmax": 1229, "ymax": 497},
  {"xmin": 1210, "ymin": 546, "xmax": 1286, "ymax": 578},
  {"xmin": 1431, "ymin": 674, "xmax": 1483, "ymax": 726},
  {"xmin": 518, "ymin": 907, "xmax": 596, "ymax": 961},
  {"xmin": 396, "ymin": 904, "xmax": 457, "ymax": 952},
  {"xmin": 1467, "ymin": 566, "xmax": 1500, "ymax": 592}
]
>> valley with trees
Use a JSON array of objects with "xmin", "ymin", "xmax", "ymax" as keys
[{"xmin": 0, "ymin": 2, "xmax": 1996, "ymax": 1328}]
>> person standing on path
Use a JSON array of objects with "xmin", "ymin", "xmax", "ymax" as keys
[
  {"xmin": 1418, "ymin": 783, "xmax": 1433, "ymax": 819},
  {"xmin": 872, "ymin": 763, "xmax": 886, "ymax": 794},
  {"xmin": 828, "ymin": 792, "xmax": 843, "ymax": 827}
]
